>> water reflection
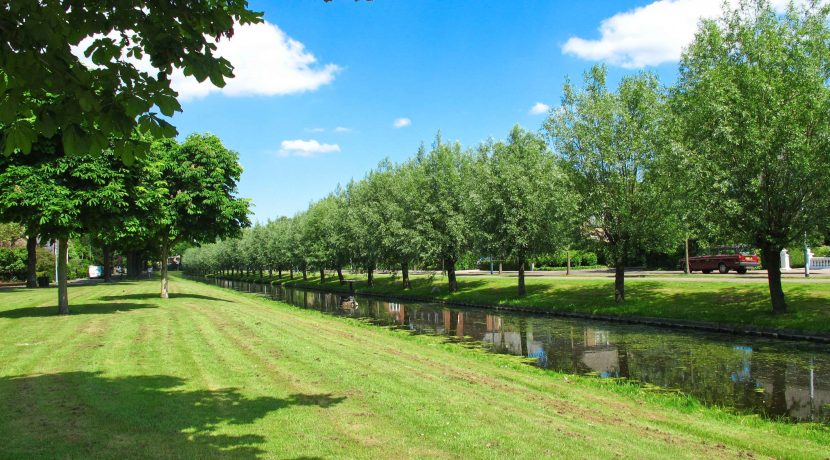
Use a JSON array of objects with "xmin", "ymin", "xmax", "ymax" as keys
[{"xmin": 210, "ymin": 277, "xmax": 829, "ymax": 423}]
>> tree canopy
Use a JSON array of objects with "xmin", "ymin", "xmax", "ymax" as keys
[
  {"xmin": 545, "ymin": 66, "xmax": 675, "ymax": 302},
  {"xmin": 0, "ymin": 1, "xmax": 261, "ymax": 160},
  {"xmin": 673, "ymin": 0, "xmax": 830, "ymax": 312}
]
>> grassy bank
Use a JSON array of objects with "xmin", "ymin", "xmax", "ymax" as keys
[
  {"xmin": 0, "ymin": 275, "xmax": 827, "ymax": 458},
  {"xmin": 254, "ymin": 272, "xmax": 830, "ymax": 335}
]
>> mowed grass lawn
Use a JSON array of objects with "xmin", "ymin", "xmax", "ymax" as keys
[
  {"xmin": 279, "ymin": 273, "xmax": 830, "ymax": 334},
  {"xmin": 1, "ymin": 276, "xmax": 828, "ymax": 459}
]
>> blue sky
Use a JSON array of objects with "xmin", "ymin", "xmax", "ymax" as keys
[{"xmin": 167, "ymin": 0, "xmax": 779, "ymax": 222}]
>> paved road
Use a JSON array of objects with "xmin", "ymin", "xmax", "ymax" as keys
[{"xmin": 455, "ymin": 268, "xmax": 830, "ymax": 283}]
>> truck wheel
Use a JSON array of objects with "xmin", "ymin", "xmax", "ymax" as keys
[
  {"xmin": 736, "ymin": 267, "xmax": 747, "ymax": 274},
  {"xmin": 718, "ymin": 263, "xmax": 729, "ymax": 274}
]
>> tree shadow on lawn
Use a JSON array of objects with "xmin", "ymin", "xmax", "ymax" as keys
[
  {"xmin": 99, "ymin": 292, "xmax": 230, "ymax": 302},
  {"xmin": 0, "ymin": 372, "xmax": 346, "ymax": 458},
  {"xmin": 0, "ymin": 302, "xmax": 158, "ymax": 318}
]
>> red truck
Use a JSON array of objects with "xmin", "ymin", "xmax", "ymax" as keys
[{"xmin": 679, "ymin": 246, "xmax": 760, "ymax": 274}]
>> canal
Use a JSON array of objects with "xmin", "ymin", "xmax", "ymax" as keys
[{"xmin": 205, "ymin": 277, "xmax": 829, "ymax": 423}]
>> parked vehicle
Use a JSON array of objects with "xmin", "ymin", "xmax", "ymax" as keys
[{"xmin": 679, "ymin": 246, "xmax": 760, "ymax": 274}]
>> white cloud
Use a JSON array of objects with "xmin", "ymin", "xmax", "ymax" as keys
[
  {"xmin": 562, "ymin": 0, "xmax": 802, "ymax": 68},
  {"xmin": 334, "ymin": 126, "xmax": 352, "ymax": 133},
  {"xmin": 529, "ymin": 102, "xmax": 550, "ymax": 115},
  {"xmin": 393, "ymin": 118, "xmax": 412, "ymax": 128},
  {"xmin": 278, "ymin": 139, "xmax": 341, "ymax": 157},
  {"xmin": 173, "ymin": 21, "xmax": 340, "ymax": 100},
  {"xmin": 77, "ymin": 21, "xmax": 339, "ymax": 100},
  {"xmin": 305, "ymin": 127, "xmax": 326, "ymax": 133}
]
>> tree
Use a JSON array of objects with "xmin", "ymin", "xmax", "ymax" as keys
[
  {"xmin": 0, "ymin": 2, "xmax": 261, "ymax": 161},
  {"xmin": 265, "ymin": 217, "xmax": 294, "ymax": 279},
  {"xmin": 344, "ymin": 178, "xmax": 383, "ymax": 286},
  {"xmin": 415, "ymin": 135, "xmax": 473, "ymax": 292},
  {"xmin": 474, "ymin": 126, "xmax": 573, "ymax": 296},
  {"xmin": 150, "ymin": 134, "xmax": 250, "ymax": 299},
  {"xmin": 546, "ymin": 66, "xmax": 674, "ymax": 303},
  {"xmin": 0, "ymin": 144, "xmax": 130, "ymax": 313},
  {"xmin": 358, "ymin": 160, "xmax": 425, "ymax": 289},
  {"xmin": 673, "ymin": 0, "xmax": 830, "ymax": 313}
]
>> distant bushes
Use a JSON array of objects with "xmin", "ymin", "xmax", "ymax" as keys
[
  {"xmin": 0, "ymin": 247, "xmax": 26, "ymax": 280},
  {"xmin": 788, "ymin": 245, "xmax": 830, "ymax": 268},
  {"xmin": 475, "ymin": 250, "xmax": 602, "ymax": 271},
  {"xmin": 533, "ymin": 250, "xmax": 598, "ymax": 268}
]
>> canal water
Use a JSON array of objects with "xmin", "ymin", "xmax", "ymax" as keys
[{"xmin": 206, "ymin": 277, "xmax": 829, "ymax": 423}]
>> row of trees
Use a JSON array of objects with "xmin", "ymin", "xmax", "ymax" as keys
[
  {"xmin": 185, "ymin": 1, "xmax": 830, "ymax": 313},
  {"xmin": 0, "ymin": 134, "xmax": 249, "ymax": 313}
]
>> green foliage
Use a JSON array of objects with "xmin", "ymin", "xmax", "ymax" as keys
[
  {"xmin": 0, "ymin": 1, "xmax": 262, "ymax": 161},
  {"xmin": 0, "ymin": 247, "xmax": 26, "ymax": 279},
  {"xmin": 673, "ymin": 2, "xmax": 830, "ymax": 252},
  {"xmin": 545, "ymin": 66, "xmax": 676, "ymax": 301},
  {"xmin": 472, "ymin": 125, "xmax": 574, "ymax": 290},
  {"xmin": 0, "ymin": 222, "xmax": 23, "ymax": 244},
  {"xmin": 813, "ymin": 246, "xmax": 830, "ymax": 257},
  {"xmin": 532, "ymin": 250, "xmax": 599, "ymax": 268}
]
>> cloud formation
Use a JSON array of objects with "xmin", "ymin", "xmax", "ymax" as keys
[
  {"xmin": 278, "ymin": 139, "xmax": 341, "ymax": 157},
  {"xmin": 334, "ymin": 126, "xmax": 352, "ymax": 133},
  {"xmin": 393, "ymin": 118, "xmax": 412, "ymax": 128},
  {"xmin": 78, "ymin": 21, "xmax": 339, "ymax": 101},
  {"xmin": 173, "ymin": 21, "xmax": 340, "ymax": 100},
  {"xmin": 562, "ymin": 0, "xmax": 800, "ymax": 68},
  {"xmin": 529, "ymin": 102, "xmax": 550, "ymax": 115}
]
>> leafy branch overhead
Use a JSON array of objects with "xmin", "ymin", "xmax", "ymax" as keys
[{"xmin": 0, "ymin": 1, "xmax": 262, "ymax": 161}]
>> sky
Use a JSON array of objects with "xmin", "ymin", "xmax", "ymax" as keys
[{"xmin": 166, "ymin": 0, "xmax": 796, "ymax": 223}]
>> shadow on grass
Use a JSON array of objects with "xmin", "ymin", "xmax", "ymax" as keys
[
  {"xmin": 99, "ymin": 293, "xmax": 229, "ymax": 302},
  {"xmin": 0, "ymin": 302, "xmax": 157, "ymax": 318},
  {"xmin": 0, "ymin": 372, "xmax": 346, "ymax": 458}
]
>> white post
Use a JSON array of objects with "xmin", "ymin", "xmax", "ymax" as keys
[{"xmin": 780, "ymin": 249, "xmax": 791, "ymax": 271}]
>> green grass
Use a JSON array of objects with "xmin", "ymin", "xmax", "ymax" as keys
[
  {"xmin": 1, "ymin": 275, "xmax": 828, "ymax": 459},
  {"xmin": 268, "ymin": 272, "xmax": 830, "ymax": 335}
]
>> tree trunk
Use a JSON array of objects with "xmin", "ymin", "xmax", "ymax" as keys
[
  {"xmin": 566, "ymin": 250, "xmax": 570, "ymax": 276},
  {"xmin": 160, "ymin": 241, "xmax": 170, "ymax": 299},
  {"xmin": 259, "ymin": 268, "xmax": 263, "ymax": 278},
  {"xmin": 518, "ymin": 259, "xmax": 526, "ymax": 296},
  {"xmin": 103, "ymin": 244, "xmax": 112, "ymax": 282},
  {"xmin": 302, "ymin": 267, "xmax": 307, "ymax": 280},
  {"xmin": 26, "ymin": 235, "xmax": 37, "ymax": 288},
  {"xmin": 614, "ymin": 256, "xmax": 625, "ymax": 303},
  {"xmin": 402, "ymin": 262, "xmax": 410, "ymax": 289},
  {"xmin": 57, "ymin": 238, "xmax": 69, "ymax": 315},
  {"xmin": 762, "ymin": 246, "xmax": 787, "ymax": 314},
  {"xmin": 337, "ymin": 266, "xmax": 344, "ymax": 285},
  {"xmin": 290, "ymin": 268, "xmax": 293, "ymax": 279},
  {"xmin": 278, "ymin": 268, "xmax": 282, "ymax": 279},
  {"xmin": 446, "ymin": 258, "xmax": 458, "ymax": 293},
  {"xmin": 268, "ymin": 268, "xmax": 272, "ymax": 278},
  {"xmin": 367, "ymin": 266, "xmax": 374, "ymax": 287},
  {"xmin": 320, "ymin": 267, "xmax": 325, "ymax": 284},
  {"xmin": 498, "ymin": 262, "xmax": 502, "ymax": 274},
  {"xmin": 684, "ymin": 236, "xmax": 690, "ymax": 275}
]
